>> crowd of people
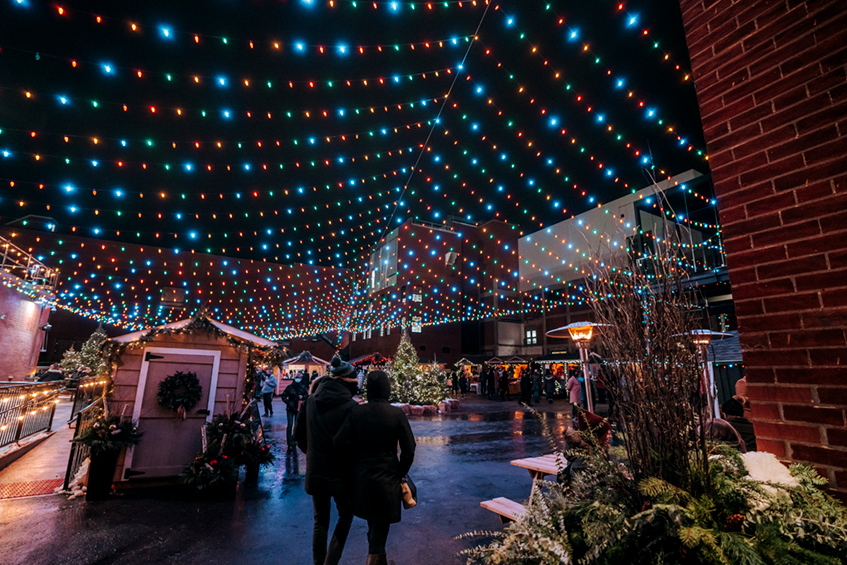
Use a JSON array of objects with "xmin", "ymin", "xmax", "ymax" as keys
[{"xmin": 469, "ymin": 365, "xmax": 560, "ymax": 404}]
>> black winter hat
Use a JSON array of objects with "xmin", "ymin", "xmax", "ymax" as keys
[
  {"xmin": 721, "ymin": 397, "xmax": 745, "ymax": 417},
  {"xmin": 330, "ymin": 356, "xmax": 355, "ymax": 378},
  {"xmin": 366, "ymin": 371, "xmax": 391, "ymax": 400}
]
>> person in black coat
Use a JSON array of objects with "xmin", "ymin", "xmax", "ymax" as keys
[
  {"xmin": 544, "ymin": 368, "xmax": 556, "ymax": 403},
  {"xmin": 335, "ymin": 371, "xmax": 416, "ymax": 565},
  {"xmin": 458, "ymin": 373, "xmax": 468, "ymax": 399},
  {"xmin": 38, "ymin": 363, "xmax": 65, "ymax": 382},
  {"xmin": 294, "ymin": 357, "xmax": 359, "ymax": 565},
  {"xmin": 281, "ymin": 375, "xmax": 307, "ymax": 452},
  {"xmin": 519, "ymin": 369, "xmax": 533, "ymax": 406}
]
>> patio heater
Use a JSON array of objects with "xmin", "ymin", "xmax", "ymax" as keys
[
  {"xmin": 684, "ymin": 329, "xmax": 730, "ymax": 419},
  {"xmin": 546, "ymin": 321, "xmax": 604, "ymax": 414}
]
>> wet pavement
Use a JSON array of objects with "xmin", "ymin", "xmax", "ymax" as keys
[{"xmin": 0, "ymin": 397, "xmax": 572, "ymax": 565}]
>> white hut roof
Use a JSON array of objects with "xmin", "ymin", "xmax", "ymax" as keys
[
  {"xmin": 111, "ymin": 317, "xmax": 277, "ymax": 348},
  {"xmin": 282, "ymin": 350, "xmax": 330, "ymax": 365}
]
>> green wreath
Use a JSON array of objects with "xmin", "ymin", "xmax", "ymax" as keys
[{"xmin": 157, "ymin": 371, "xmax": 203, "ymax": 419}]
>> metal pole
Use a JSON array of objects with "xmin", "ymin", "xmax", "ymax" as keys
[
  {"xmin": 47, "ymin": 396, "xmax": 57, "ymax": 432},
  {"xmin": 700, "ymin": 344, "xmax": 717, "ymax": 419},
  {"xmin": 580, "ymin": 344, "xmax": 594, "ymax": 414}
]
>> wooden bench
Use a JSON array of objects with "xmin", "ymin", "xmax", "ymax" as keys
[{"xmin": 480, "ymin": 497, "xmax": 526, "ymax": 523}]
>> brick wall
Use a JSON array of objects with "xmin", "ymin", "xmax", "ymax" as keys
[
  {"xmin": 679, "ymin": 0, "xmax": 847, "ymax": 497},
  {"xmin": 0, "ymin": 284, "xmax": 51, "ymax": 379}
]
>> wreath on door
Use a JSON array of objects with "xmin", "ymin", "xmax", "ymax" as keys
[{"xmin": 157, "ymin": 371, "xmax": 203, "ymax": 420}]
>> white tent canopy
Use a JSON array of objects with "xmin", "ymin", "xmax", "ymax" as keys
[{"xmin": 282, "ymin": 350, "xmax": 330, "ymax": 366}]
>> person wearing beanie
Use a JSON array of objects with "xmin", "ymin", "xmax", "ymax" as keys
[
  {"xmin": 334, "ymin": 371, "xmax": 416, "ymax": 565},
  {"xmin": 280, "ymin": 373, "xmax": 307, "ymax": 451},
  {"xmin": 294, "ymin": 355, "xmax": 360, "ymax": 565}
]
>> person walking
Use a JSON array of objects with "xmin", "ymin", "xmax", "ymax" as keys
[
  {"xmin": 295, "ymin": 356, "xmax": 360, "ymax": 565},
  {"xmin": 334, "ymin": 371, "xmax": 416, "ymax": 565},
  {"xmin": 478, "ymin": 369, "xmax": 487, "ymax": 397},
  {"xmin": 532, "ymin": 368, "xmax": 542, "ymax": 404},
  {"xmin": 544, "ymin": 368, "xmax": 556, "ymax": 404},
  {"xmin": 567, "ymin": 371, "xmax": 582, "ymax": 428},
  {"xmin": 450, "ymin": 371, "xmax": 460, "ymax": 397},
  {"xmin": 260, "ymin": 369, "xmax": 278, "ymax": 417},
  {"xmin": 487, "ymin": 368, "xmax": 496, "ymax": 400},
  {"xmin": 519, "ymin": 368, "xmax": 533, "ymax": 406},
  {"xmin": 458, "ymin": 372, "xmax": 468, "ymax": 399},
  {"xmin": 281, "ymin": 373, "xmax": 307, "ymax": 451},
  {"xmin": 498, "ymin": 371, "xmax": 509, "ymax": 401}
]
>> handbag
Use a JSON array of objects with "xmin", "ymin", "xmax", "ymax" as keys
[{"xmin": 401, "ymin": 475, "xmax": 417, "ymax": 509}]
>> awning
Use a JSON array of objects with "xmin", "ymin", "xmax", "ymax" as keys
[
  {"xmin": 504, "ymin": 356, "xmax": 527, "ymax": 364},
  {"xmin": 282, "ymin": 351, "xmax": 330, "ymax": 366},
  {"xmin": 485, "ymin": 356, "xmax": 504, "ymax": 364},
  {"xmin": 350, "ymin": 352, "xmax": 392, "ymax": 366},
  {"xmin": 707, "ymin": 331, "xmax": 743, "ymax": 363},
  {"xmin": 456, "ymin": 354, "xmax": 488, "ymax": 365},
  {"xmin": 535, "ymin": 353, "xmax": 580, "ymax": 363}
]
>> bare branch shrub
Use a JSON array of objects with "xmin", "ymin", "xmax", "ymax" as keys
[{"xmin": 586, "ymin": 182, "xmax": 710, "ymax": 494}]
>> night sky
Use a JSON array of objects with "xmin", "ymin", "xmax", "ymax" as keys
[
  {"xmin": 0, "ymin": 0, "xmax": 712, "ymax": 335},
  {"xmin": 1, "ymin": 0, "xmax": 708, "ymax": 267}
]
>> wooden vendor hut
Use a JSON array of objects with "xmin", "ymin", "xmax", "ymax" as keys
[
  {"xmin": 280, "ymin": 350, "xmax": 330, "ymax": 390},
  {"xmin": 350, "ymin": 352, "xmax": 391, "ymax": 370},
  {"xmin": 107, "ymin": 315, "xmax": 280, "ymax": 483}
]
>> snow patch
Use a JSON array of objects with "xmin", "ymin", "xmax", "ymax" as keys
[{"xmin": 741, "ymin": 451, "xmax": 799, "ymax": 487}]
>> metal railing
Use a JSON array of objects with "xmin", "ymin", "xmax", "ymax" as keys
[
  {"xmin": 0, "ymin": 234, "xmax": 58, "ymax": 301},
  {"xmin": 0, "ymin": 381, "xmax": 63, "ymax": 403},
  {"xmin": 68, "ymin": 377, "xmax": 109, "ymax": 423},
  {"xmin": 0, "ymin": 385, "xmax": 61, "ymax": 449},
  {"xmin": 63, "ymin": 397, "xmax": 105, "ymax": 491}
]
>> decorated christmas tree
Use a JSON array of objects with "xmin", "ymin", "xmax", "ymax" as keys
[
  {"xmin": 60, "ymin": 328, "xmax": 111, "ymax": 378},
  {"xmin": 387, "ymin": 330, "xmax": 449, "ymax": 406}
]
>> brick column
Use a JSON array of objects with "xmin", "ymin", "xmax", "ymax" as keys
[
  {"xmin": 0, "ymin": 284, "xmax": 50, "ymax": 378},
  {"xmin": 679, "ymin": 0, "xmax": 847, "ymax": 497}
]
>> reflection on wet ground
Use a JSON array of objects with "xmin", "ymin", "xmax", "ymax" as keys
[{"xmin": 0, "ymin": 397, "xmax": 574, "ymax": 565}]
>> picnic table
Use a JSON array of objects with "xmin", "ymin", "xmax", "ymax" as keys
[
  {"xmin": 480, "ymin": 453, "xmax": 566, "ymax": 523},
  {"xmin": 510, "ymin": 453, "xmax": 564, "ymax": 504}
]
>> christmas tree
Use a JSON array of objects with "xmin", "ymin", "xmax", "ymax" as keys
[
  {"xmin": 387, "ymin": 330, "xmax": 449, "ymax": 406},
  {"xmin": 60, "ymin": 328, "xmax": 111, "ymax": 378}
]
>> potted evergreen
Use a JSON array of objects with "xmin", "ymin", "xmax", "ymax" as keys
[{"xmin": 73, "ymin": 413, "xmax": 141, "ymax": 501}]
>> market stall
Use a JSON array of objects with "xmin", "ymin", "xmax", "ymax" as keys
[
  {"xmin": 108, "ymin": 315, "xmax": 279, "ymax": 482},
  {"xmin": 280, "ymin": 350, "xmax": 330, "ymax": 390}
]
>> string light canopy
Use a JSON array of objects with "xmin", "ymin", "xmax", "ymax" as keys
[{"xmin": 1, "ymin": 0, "xmax": 711, "ymax": 334}]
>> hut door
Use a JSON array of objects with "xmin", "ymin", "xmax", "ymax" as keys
[{"xmin": 124, "ymin": 348, "xmax": 221, "ymax": 479}]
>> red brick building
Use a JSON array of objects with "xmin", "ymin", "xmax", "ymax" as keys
[{"xmin": 680, "ymin": 0, "xmax": 847, "ymax": 498}]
